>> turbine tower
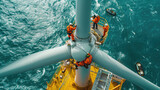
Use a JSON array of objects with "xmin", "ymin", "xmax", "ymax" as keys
[{"xmin": 0, "ymin": 0, "xmax": 159, "ymax": 89}]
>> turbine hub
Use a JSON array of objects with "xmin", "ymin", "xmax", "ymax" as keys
[{"xmin": 70, "ymin": 34, "xmax": 97, "ymax": 61}]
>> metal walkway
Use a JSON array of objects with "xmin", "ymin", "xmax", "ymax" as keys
[{"xmin": 92, "ymin": 69, "xmax": 112, "ymax": 90}]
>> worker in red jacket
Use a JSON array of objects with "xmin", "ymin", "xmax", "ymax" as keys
[
  {"xmin": 67, "ymin": 23, "xmax": 77, "ymax": 42},
  {"xmin": 102, "ymin": 23, "xmax": 109, "ymax": 38},
  {"xmin": 76, "ymin": 53, "xmax": 92, "ymax": 69},
  {"xmin": 91, "ymin": 14, "xmax": 100, "ymax": 29}
]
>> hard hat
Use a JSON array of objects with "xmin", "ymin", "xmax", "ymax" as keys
[
  {"xmin": 69, "ymin": 23, "xmax": 72, "ymax": 25},
  {"xmin": 137, "ymin": 63, "xmax": 141, "ymax": 66},
  {"xmin": 66, "ymin": 61, "xmax": 70, "ymax": 65},
  {"xmin": 105, "ymin": 23, "xmax": 108, "ymax": 26}
]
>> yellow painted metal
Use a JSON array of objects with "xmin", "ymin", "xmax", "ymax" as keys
[
  {"xmin": 46, "ymin": 60, "xmax": 125, "ymax": 90},
  {"xmin": 109, "ymin": 77, "xmax": 126, "ymax": 90},
  {"xmin": 46, "ymin": 59, "xmax": 99, "ymax": 90}
]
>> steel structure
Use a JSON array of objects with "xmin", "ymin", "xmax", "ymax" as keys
[{"xmin": 0, "ymin": 0, "xmax": 159, "ymax": 89}]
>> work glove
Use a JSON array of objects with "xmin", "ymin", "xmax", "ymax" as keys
[{"xmin": 90, "ymin": 18, "xmax": 93, "ymax": 21}]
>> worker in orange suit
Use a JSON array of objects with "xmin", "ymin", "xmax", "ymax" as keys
[
  {"xmin": 91, "ymin": 14, "xmax": 100, "ymax": 29},
  {"xmin": 76, "ymin": 61, "xmax": 85, "ymax": 67},
  {"xmin": 76, "ymin": 53, "xmax": 92, "ymax": 69},
  {"xmin": 83, "ymin": 53, "xmax": 92, "ymax": 68},
  {"xmin": 67, "ymin": 23, "xmax": 77, "ymax": 42},
  {"xmin": 102, "ymin": 23, "xmax": 109, "ymax": 38}
]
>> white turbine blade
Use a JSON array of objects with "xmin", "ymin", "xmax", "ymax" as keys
[
  {"xmin": 0, "ymin": 45, "xmax": 72, "ymax": 77},
  {"xmin": 92, "ymin": 49, "xmax": 160, "ymax": 90}
]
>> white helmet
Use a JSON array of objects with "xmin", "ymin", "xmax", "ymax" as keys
[
  {"xmin": 69, "ymin": 23, "xmax": 72, "ymax": 25},
  {"xmin": 105, "ymin": 23, "xmax": 108, "ymax": 26}
]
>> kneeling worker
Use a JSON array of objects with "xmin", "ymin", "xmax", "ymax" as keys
[
  {"xmin": 83, "ymin": 53, "xmax": 92, "ymax": 68},
  {"xmin": 76, "ymin": 53, "xmax": 92, "ymax": 69},
  {"xmin": 67, "ymin": 23, "xmax": 77, "ymax": 42},
  {"xmin": 102, "ymin": 23, "xmax": 109, "ymax": 38}
]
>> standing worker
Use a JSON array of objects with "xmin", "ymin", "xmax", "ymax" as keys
[
  {"xmin": 91, "ymin": 14, "xmax": 100, "ymax": 29},
  {"xmin": 67, "ymin": 23, "xmax": 77, "ymax": 42},
  {"xmin": 102, "ymin": 23, "xmax": 109, "ymax": 38}
]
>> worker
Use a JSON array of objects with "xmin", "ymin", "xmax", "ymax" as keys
[
  {"xmin": 67, "ymin": 23, "xmax": 77, "ymax": 42},
  {"xmin": 76, "ymin": 61, "xmax": 84, "ymax": 68},
  {"xmin": 76, "ymin": 53, "xmax": 92, "ymax": 69},
  {"xmin": 83, "ymin": 53, "xmax": 92, "ymax": 68},
  {"xmin": 102, "ymin": 23, "xmax": 109, "ymax": 38},
  {"xmin": 91, "ymin": 14, "xmax": 100, "ymax": 29}
]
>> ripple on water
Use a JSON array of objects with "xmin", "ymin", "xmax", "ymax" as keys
[{"xmin": 0, "ymin": 0, "xmax": 160, "ymax": 89}]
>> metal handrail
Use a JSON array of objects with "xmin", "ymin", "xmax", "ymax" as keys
[{"xmin": 48, "ymin": 62, "xmax": 63, "ymax": 85}]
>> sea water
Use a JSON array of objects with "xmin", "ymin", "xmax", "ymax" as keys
[{"xmin": 0, "ymin": 0, "xmax": 159, "ymax": 89}]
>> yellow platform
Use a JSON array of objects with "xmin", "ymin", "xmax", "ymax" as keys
[{"xmin": 46, "ymin": 59, "xmax": 125, "ymax": 90}]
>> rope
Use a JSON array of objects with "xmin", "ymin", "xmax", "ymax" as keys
[
  {"xmin": 76, "ymin": 45, "xmax": 88, "ymax": 54},
  {"xmin": 76, "ymin": 43, "xmax": 95, "ymax": 55}
]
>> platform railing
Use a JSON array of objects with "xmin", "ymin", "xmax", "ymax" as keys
[{"xmin": 47, "ymin": 61, "xmax": 63, "ymax": 86}]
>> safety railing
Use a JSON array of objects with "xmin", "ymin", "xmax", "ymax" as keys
[
  {"xmin": 99, "ymin": 17, "xmax": 109, "ymax": 27},
  {"xmin": 72, "ymin": 16, "xmax": 109, "ymax": 27},
  {"xmin": 58, "ymin": 67, "xmax": 72, "ymax": 89},
  {"xmin": 47, "ymin": 62, "xmax": 63, "ymax": 86},
  {"xmin": 99, "ymin": 16, "xmax": 110, "ymax": 43}
]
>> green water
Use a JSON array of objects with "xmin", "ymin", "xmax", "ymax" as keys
[{"xmin": 0, "ymin": 0, "xmax": 159, "ymax": 89}]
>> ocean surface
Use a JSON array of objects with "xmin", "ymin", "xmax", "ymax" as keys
[{"xmin": 0, "ymin": 0, "xmax": 160, "ymax": 89}]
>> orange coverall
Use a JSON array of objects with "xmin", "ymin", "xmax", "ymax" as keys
[
  {"xmin": 76, "ymin": 53, "xmax": 92, "ymax": 67},
  {"xmin": 103, "ymin": 25, "xmax": 109, "ymax": 37},
  {"xmin": 84, "ymin": 53, "xmax": 92, "ymax": 65},
  {"xmin": 92, "ymin": 16, "xmax": 100, "ymax": 29},
  {"xmin": 67, "ymin": 25, "xmax": 76, "ymax": 41},
  {"xmin": 92, "ymin": 16, "xmax": 100, "ymax": 24}
]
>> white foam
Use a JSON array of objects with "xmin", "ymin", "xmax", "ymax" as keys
[
  {"xmin": 42, "ymin": 68, "xmax": 45, "ymax": 76},
  {"xmin": 151, "ymin": 11, "xmax": 157, "ymax": 15},
  {"xmin": 95, "ymin": 0, "xmax": 100, "ymax": 8},
  {"xmin": 106, "ymin": 1, "xmax": 111, "ymax": 7},
  {"xmin": 118, "ymin": 52, "xmax": 125, "ymax": 60},
  {"xmin": 131, "ymin": 31, "xmax": 135, "ymax": 35}
]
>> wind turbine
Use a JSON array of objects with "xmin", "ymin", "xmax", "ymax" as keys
[{"xmin": 0, "ymin": 0, "xmax": 159, "ymax": 89}]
